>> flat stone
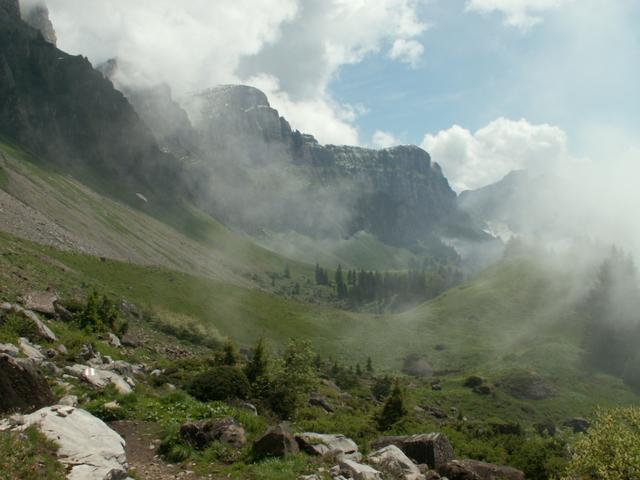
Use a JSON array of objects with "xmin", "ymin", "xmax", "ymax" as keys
[{"xmin": 2, "ymin": 406, "xmax": 129, "ymax": 479}]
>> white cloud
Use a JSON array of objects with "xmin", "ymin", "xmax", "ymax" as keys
[
  {"xmin": 421, "ymin": 117, "xmax": 570, "ymax": 191},
  {"xmin": 372, "ymin": 130, "xmax": 400, "ymax": 148},
  {"xmin": 41, "ymin": 0, "xmax": 428, "ymax": 146},
  {"xmin": 247, "ymin": 74, "xmax": 360, "ymax": 145},
  {"xmin": 388, "ymin": 38, "xmax": 424, "ymax": 67},
  {"xmin": 465, "ymin": 0, "xmax": 572, "ymax": 31}
]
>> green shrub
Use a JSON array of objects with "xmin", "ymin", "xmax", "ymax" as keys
[
  {"xmin": 76, "ymin": 291, "xmax": 126, "ymax": 334},
  {"xmin": 562, "ymin": 407, "xmax": 640, "ymax": 480},
  {"xmin": 256, "ymin": 339, "xmax": 318, "ymax": 419},
  {"xmin": 0, "ymin": 312, "xmax": 38, "ymax": 343},
  {"xmin": 188, "ymin": 366, "xmax": 251, "ymax": 402}
]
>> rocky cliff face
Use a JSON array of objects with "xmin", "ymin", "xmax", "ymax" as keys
[
  {"xmin": 21, "ymin": 3, "xmax": 57, "ymax": 45},
  {"xmin": 0, "ymin": 0, "xmax": 19, "ymax": 20},
  {"xmin": 0, "ymin": 6, "xmax": 184, "ymax": 202},
  {"xmin": 181, "ymin": 84, "xmax": 471, "ymax": 247}
]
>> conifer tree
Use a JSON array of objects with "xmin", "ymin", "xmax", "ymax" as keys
[
  {"xmin": 245, "ymin": 338, "xmax": 268, "ymax": 383},
  {"xmin": 377, "ymin": 379, "xmax": 407, "ymax": 430},
  {"xmin": 366, "ymin": 356, "xmax": 373, "ymax": 373}
]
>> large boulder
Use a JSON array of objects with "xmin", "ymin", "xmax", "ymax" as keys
[
  {"xmin": 0, "ymin": 353, "xmax": 54, "ymax": 414},
  {"xmin": 339, "ymin": 458, "xmax": 383, "ymax": 480},
  {"xmin": 0, "ymin": 405, "xmax": 129, "ymax": 480},
  {"xmin": 63, "ymin": 364, "xmax": 133, "ymax": 395},
  {"xmin": 438, "ymin": 460, "xmax": 524, "ymax": 480},
  {"xmin": 296, "ymin": 432, "xmax": 359, "ymax": 459},
  {"xmin": 19, "ymin": 337, "xmax": 46, "ymax": 363},
  {"xmin": 371, "ymin": 433, "xmax": 454, "ymax": 469},
  {"xmin": 180, "ymin": 417, "xmax": 246, "ymax": 449},
  {"xmin": 253, "ymin": 423, "xmax": 299, "ymax": 458},
  {"xmin": 367, "ymin": 444, "xmax": 424, "ymax": 480},
  {"xmin": 20, "ymin": 291, "xmax": 59, "ymax": 316}
]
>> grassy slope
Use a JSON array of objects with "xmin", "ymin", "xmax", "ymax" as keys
[
  {"xmin": 0, "ymin": 140, "xmax": 638, "ymax": 426},
  {"xmin": 0, "ymin": 140, "xmax": 311, "ymax": 285},
  {"xmin": 1, "ymin": 229, "xmax": 637, "ymax": 425}
]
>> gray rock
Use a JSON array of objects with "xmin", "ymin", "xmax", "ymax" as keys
[
  {"xmin": 0, "ymin": 353, "xmax": 55, "ymax": 414},
  {"xmin": 0, "ymin": 406, "xmax": 129, "ymax": 479},
  {"xmin": 64, "ymin": 364, "xmax": 133, "ymax": 395},
  {"xmin": 20, "ymin": 291, "xmax": 59, "ymax": 316},
  {"xmin": 438, "ymin": 459, "xmax": 524, "ymax": 480},
  {"xmin": 59, "ymin": 395, "xmax": 79, "ymax": 407},
  {"xmin": 339, "ymin": 459, "xmax": 383, "ymax": 480},
  {"xmin": 41, "ymin": 361, "xmax": 63, "ymax": 376},
  {"xmin": 371, "ymin": 433, "xmax": 454, "ymax": 470},
  {"xmin": 309, "ymin": 395, "xmax": 335, "ymax": 413},
  {"xmin": 181, "ymin": 417, "xmax": 246, "ymax": 449},
  {"xmin": 239, "ymin": 402, "xmax": 258, "ymax": 416},
  {"xmin": 0, "ymin": 342, "xmax": 19, "ymax": 357},
  {"xmin": 296, "ymin": 432, "xmax": 359, "ymax": 458},
  {"xmin": 4, "ymin": 304, "xmax": 57, "ymax": 342},
  {"xmin": 19, "ymin": 337, "xmax": 45, "ymax": 363},
  {"xmin": 108, "ymin": 333, "xmax": 122, "ymax": 348},
  {"xmin": 367, "ymin": 444, "xmax": 424, "ymax": 480},
  {"xmin": 253, "ymin": 423, "xmax": 299, "ymax": 458}
]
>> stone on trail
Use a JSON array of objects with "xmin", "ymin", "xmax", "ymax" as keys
[{"xmin": 0, "ymin": 405, "xmax": 129, "ymax": 480}]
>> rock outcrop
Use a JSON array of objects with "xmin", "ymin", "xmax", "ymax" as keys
[
  {"xmin": 0, "ymin": 353, "xmax": 55, "ymax": 413},
  {"xmin": 253, "ymin": 423, "xmax": 299, "ymax": 458},
  {"xmin": 438, "ymin": 459, "xmax": 525, "ymax": 480},
  {"xmin": 338, "ymin": 458, "xmax": 383, "ymax": 480},
  {"xmin": 371, "ymin": 433, "xmax": 454, "ymax": 470},
  {"xmin": 0, "ymin": 9, "xmax": 185, "ymax": 206},
  {"xmin": 367, "ymin": 444, "xmax": 424, "ymax": 480},
  {"xmin": 296, "ymin": 432, "xmax": 360, "ymax": 459},
  {"xmin": 0, "ymin": 0, "xmax": 19, "ymax": 20},
  {"xmin": 21, "ymin": 3, "xmax": 57, "ymax": 45},
  {"xmin": 0, "ymin": 405, "xmax": 129, "ymax": 480},
  {"xmin": 180, "ymin": 417, "xmax": 246, "ymax": 449}
]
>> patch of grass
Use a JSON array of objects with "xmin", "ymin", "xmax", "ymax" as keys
[
  {"xmin": 0, "ymin": 311, "xmax": 39, "ymax": 344},
  {"xmin": 221, "ymin": 454, "xmax": 322, "ymax": 480},
  {"xmin": 0, "ymin": 426, "xmax": 66, "ymax": 480}
]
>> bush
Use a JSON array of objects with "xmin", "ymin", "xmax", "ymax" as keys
[
  {"xmin": 0, "ymin": 312, "xmax": 39, "ymax": 343},
  {"xmin": 258, "ymin": 339, "xmax": 318, "ymax": 419},
  {"xmin": 562, "ymin": 407, "xmax": 640, "ymax": 480},
  {"xmin": 76, "ymin": 291, "xmax": 127, "ymax": 334},
  {"xmin": 188, "ymin": 366, "xmax": 251, "ymax": 402}
]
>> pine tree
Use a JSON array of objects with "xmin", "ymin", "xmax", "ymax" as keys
[
  {"xmin": 366, "ymin": 356, "xmax": 373, "ymax": 373},
  {"xmin": 377, "ymin": 380, "xmax": 407, "ymax": 430},
  {"xmin": 245, "ymin": 338, "xmax": 268, "ymax": 383},
  {"xmin": 356, "ymin": 363, "xmax": 362, "ymax": 376}
]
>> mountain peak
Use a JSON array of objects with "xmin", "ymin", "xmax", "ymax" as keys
[{"xmin": 198, "ymin": 84, "xmax": 271, "ymax": 111}]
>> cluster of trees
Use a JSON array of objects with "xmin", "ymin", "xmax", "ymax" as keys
[
  {"xmin": 316, "ymin": 262, "xmax": 463, "ymax": 307},
  {"xmin": 188, "ymin": 338, "xmax": 318, "ymax": 419},
  {"xmin": 582, "ymin": 247, "xmax": 640, "ymax": 389}
]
